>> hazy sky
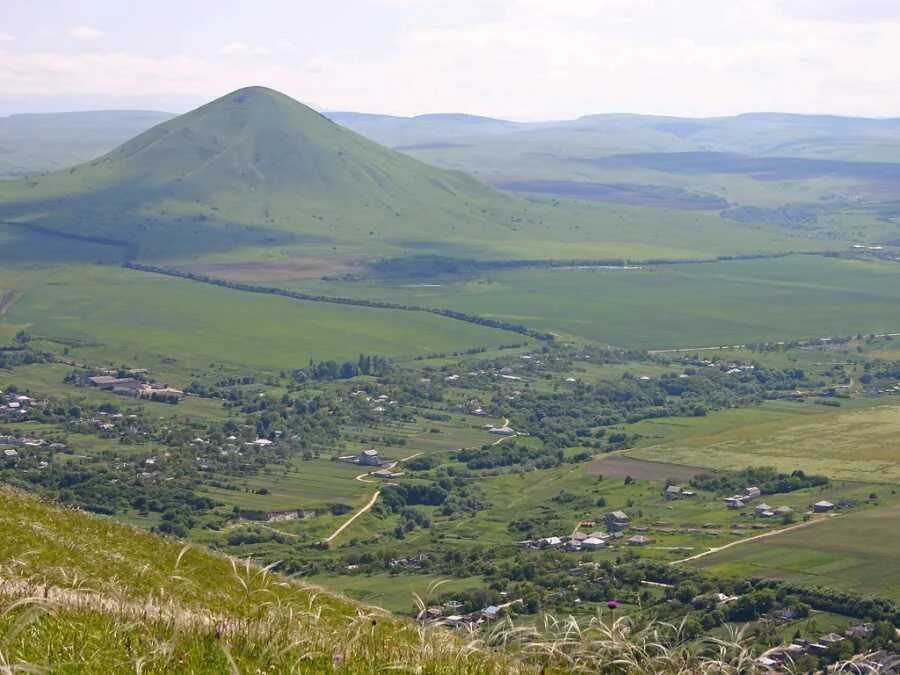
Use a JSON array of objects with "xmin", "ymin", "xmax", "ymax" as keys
[{"xmin": 2, "ymin": 0, "xmax": 900, "ymax": 119}]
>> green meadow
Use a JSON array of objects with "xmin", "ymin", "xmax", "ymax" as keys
[
  {"xmin": 627, "ymin": 399, "xmax": 900, "ymax": 483},
  {"xmin": 0, "ymin": 265, "xmax": 516, "ymax": 380},
  {"xmin": 696, "ymin": 502, "xmax": 900, "ymax": 600},
  {"xmin": 200, "ymin": 458, "xmax": 371, "ymax": 512},
  {"xmin": 290, "ymin": 255, "xmax": 900, "ymax": 348}
]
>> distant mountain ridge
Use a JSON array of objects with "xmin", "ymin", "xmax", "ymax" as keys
[{"xmin": 0, "ymin": 109, "xmax": 174, "ymax": 177}]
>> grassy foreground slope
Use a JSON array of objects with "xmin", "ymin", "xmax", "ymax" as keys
[
  {"xmin": 0, "ymin": 488, "xmax": 519, "ymax": 673},
  {"xmin": 0, "ymin": 488, "xmax": 778, "ymax": 674}
]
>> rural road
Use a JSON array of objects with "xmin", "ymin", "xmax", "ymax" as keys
[
  {"xmin": 323, "ymin": 490, "xmax": 381, "ymax": 544},
  {"xmin": 669, "ymin": 516, "xmax": 832, "ymax": 565},
  {"xmin": 329, "ymin": 452, "xmax": 426, "ymax": 541}
]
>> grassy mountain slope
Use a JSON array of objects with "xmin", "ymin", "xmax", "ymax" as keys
[
  {"xmin": 0, "ymin": 87, "xmax": 523, "ymax": 261},
  {"xmin": 0, "ymin": 110, "xmax": 174, "ymax": 178},
  {"xmin": 0, "ymin": 89, "xmax": 836, "ymax": 264}
]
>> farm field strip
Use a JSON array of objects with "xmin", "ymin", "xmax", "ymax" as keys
[
  {"xmin": 694, "ymin": 502, "xmax": 900, "ymax": 600},
  {"xmin": 627, "ymin": 400, "xmax": 900, "ymax": 483}
]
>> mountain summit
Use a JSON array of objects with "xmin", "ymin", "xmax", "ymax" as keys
[{"xmin": 0, "ymin": 87, "xmax": 504, "ymax": 260}]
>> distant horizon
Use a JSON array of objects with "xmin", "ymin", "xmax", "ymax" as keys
[{"xmin": 3, "ymin": 89, "xmax": 900, "ymax": 124}]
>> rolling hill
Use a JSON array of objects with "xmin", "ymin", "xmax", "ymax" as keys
[
  {"xmin": 0, "ymin": 87, "xmax": 520, "ymax": 261},
  {"xmin": 0, "ymin": 110, "xmax": 174, "ymax": 178}
]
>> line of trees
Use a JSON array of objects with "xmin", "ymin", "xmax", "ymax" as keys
[{"xmin": 123, "ymin": 262, "xmax": 554, "ymax": 341}]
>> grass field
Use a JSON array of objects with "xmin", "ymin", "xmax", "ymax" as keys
[
  {"xmin": 695, "ymin": 502, "xmax": 900, "ymax": 600},
  {"xmin": 0, "ymin": 264, "xmax": 517, "ymax": 380},
  {"xmin": 285, "ymin": 255, "xmax": 900, "ymax": 349},
  {"xmin": 627, "ymin": 399, "xmax": 900, "ymax": 483},
  {"xmin": 201, "ymin": 458, "xmax": 371, "ymax": 511}
]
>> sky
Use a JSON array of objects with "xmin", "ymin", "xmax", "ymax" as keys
[{"xmin": 2, "ymin": 0, "xmax": 900, "ymax": 120}]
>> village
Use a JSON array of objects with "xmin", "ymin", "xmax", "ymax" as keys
[{"xmin": 512, "ymin": 481, "xmax": 842, "ymax": 557}]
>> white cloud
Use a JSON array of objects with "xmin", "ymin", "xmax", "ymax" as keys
[
  {"xmin": 4, "ymin": 1, "xmax": 900, "ymax": 118},
  {"xmin": 68, "ymin": 25, "xmax": 104, "ymax": 41},
  {"xmin": 0, "ymin": 32, "xmax": 14, "ymax": 42},
  {"xmin": 220, "ymin": 42, "xmax": 273, "ymax": 57}
]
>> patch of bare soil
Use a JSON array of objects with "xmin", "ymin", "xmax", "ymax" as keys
[{"xmin": 586, "ymin": 454, "xmax": 706, "ymax": 482}]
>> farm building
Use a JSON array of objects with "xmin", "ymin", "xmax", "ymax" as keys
[
  {"xmin": 813, "ymin": 500, "xmax": 835, "ymax": 513},
  {"xmin": 605, "ymin": 510, "xmax": 630, "ymax": 531},
  {"xmin": 627, "ymin": 535, "xmax": 652, "ymax": 546},
  {"xmin": 358, "ymin": 448, "xmax": 383, "ymax": 466},
  {"xmin": 581, "ymin": 537, "xmax": 607, "ymax": 550}
]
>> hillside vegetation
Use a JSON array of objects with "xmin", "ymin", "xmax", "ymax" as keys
[{"xmin": 0, "ymin": 488, "xmax": 775, "ymax": 674}]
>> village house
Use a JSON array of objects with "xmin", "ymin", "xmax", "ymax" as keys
[
  {"xmin": 605, "ymin": 510, "xmax": 630, "ymax": 531},
  {"xmin": 581, "ymin": 536, "xmax": 607, "ymax": 550},
  {"xmin": 813, "ymin": 500, "xmax": 835, "ymax": 513},
  {"xmin": 488, "ymin": 425, "xmax": 515, "ymax": 436},
  {"xmin": 627, "ymin": 535, "xmax": 652, "ymax": 546},
  {"xmin": 725, "ymin": 496, "xmax": 745, "ymax": 509},
  {"xmin": 358, "ymin": 448, "xmax": 383, "ymax": 466},
  {"xmin": 754, "ymin": 503, "xmax": 775, "ymax": 517},
  {"xmin": 665, "ymin": 485, "xmax": 682, "ymax": 499}
]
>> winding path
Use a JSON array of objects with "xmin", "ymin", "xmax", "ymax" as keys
[{"xmin": 323, "ymin": 490, "xmax": 381, "ymax": 544}]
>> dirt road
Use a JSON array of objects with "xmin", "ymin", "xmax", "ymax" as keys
[
  {"xmin": 669, "ymin": 516, "xmax": 831, "ymax": 565},
  {"xmin": 323, "ymin": 490, "xmax": 381, "ymax": 544}
]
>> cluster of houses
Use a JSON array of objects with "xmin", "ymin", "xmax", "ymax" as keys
[
  {"xmin": 758, "ymin": 623, "xmax": 896, "ymax": 672},
  {"xmin": 87, "ymin": 372, "xmax": 182, "ymax": 400},
  {"xmin": 724, "ymin": 485, "xmax": 835, "ymax": 518},
  {"xmin": 1, "ymin": 390, "xmax": 39, "ymax": 418},
  {"xmin": 519, "ymin": 511, "xmax": 655, "ymax": 552},
  {"xmin": 0, "ymin": 434, "xmax": 66, "ymax": 462},
  {"xmin": 350, "ymin": 390, "xmax": 396, "ymax": 414}
]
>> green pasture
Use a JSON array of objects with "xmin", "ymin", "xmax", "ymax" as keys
[
  {"xmin": 627, "ymin": 399, "xmax": 900, "ymax": 483},
  {"xmin": 696, "ymin": 502, "xmax": 900, "ymax": 600},
  {"xmin": 201, "ymin": 458, "xmax": 371, "ymax": 511},
  {"xmin": 0, "ymin": 264, "xmax": 515, "ymax": 380},
  {"xmin": 290, "ymin": 255, "xmax": 900, "ymax": 349}
]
